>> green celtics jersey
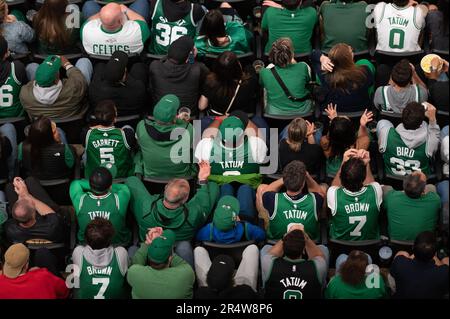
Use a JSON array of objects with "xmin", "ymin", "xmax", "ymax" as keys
[
  {"xmin": 382, "ymin": 127, "xmax": 431, "ymax": 176},
  {"xmin": 326, "ymin": 156, "xmax": 343, "ymax": 177},
  {"xmin": 325, "ymin": 274, "xmax": 387, "ymax": 299},
  {"xmin": 328, "ymin": 184, "xmax": 381, "ymax": 241},
  {"xmin": 77, "ymin": 250, "xmax": 126, "ymax": 299},
  {"xmin": 195, "ymin": 21, "xmax": 252, "ymax": 57},
  {"xmin": 84, "ymin": 127, "xmax": 133, "ymax": 178},
  {"xmin": 209, "ymin": 137, "xmax": 261, "ymax": 188},
  {"xmin": 267, "ymin": 192, "xmax": 319, "ymax": 241},
  {"xmin": 148, "ymin": 0, "xmax": 197, "ymax": 55},
  {"xmin": 0, "ymin": 62, "xmax": 24, "ymax": 118}
]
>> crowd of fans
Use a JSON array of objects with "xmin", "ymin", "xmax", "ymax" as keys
[{"xmin": 0, "ymin": 0, "xmax": 449, "ymax": 299}]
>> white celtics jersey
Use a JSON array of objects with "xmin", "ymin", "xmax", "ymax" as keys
[
  {"xmin": 374, "ymin": 3, "xmax": 425, "ymax": 52},
  {"xmin": 81, "ymin": 19, "xmax": 150, "ymax": 56}
]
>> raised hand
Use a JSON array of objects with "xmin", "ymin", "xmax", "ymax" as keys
[
  {"xmin": 145, "ymin": 227, "xmax": 164, "ymax": 245},
  {"xmin": 305, "ymin": 120, "xmax": 315, "ymax": 137},
  {"xmin": 198, "ymin": 161, "xmax": 211, "ymax": 181},
  {"xmin": 320, "ymin": 55, "xmax": 334, "ymax": 73},
  {"xmin": 325, "ymin": 103, "xmax": 338, "ymax": 121},
  {"xmin": 343, "ymin": 148, "xmax": 358, "ymax": 163},
  {"xmin": 360, "ymin": 109, "xmax": 374, "ymax": 127}
]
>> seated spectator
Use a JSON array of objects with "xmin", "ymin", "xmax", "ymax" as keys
[
  {"xmin": 89, "ymin": 50, "xmax": 148, "ymax": 116},
  {"xmin": 279, "ymin": 118, "xmax": 324, "ymax": 175},
  {"xmin": 196, "ymin": 195, "xmax": 266, "ymax": 243},
  {"xmin": 198, "ymin": 51, "xmax": 258, "ymax": 117},
  {"xmin": 195, "ymin": 114, "xmax": 267, "ymax": 222},
  {"xmin": 389, "ymin": 231, "xmax": 449, "ymax": 299},
  {"xmin": 437, "ymin": 126, "xmax": 448, "ymax": 229},
  {"xmin": 135, "ymin": 94, "xmax": 196, "ymax": 179},
  {"xmin": 262, "ymin": 0, "xmax": 317, "ymax": 56},
  {"xmin": 260, "ymin": 38, "xmax": 313, "ymax": 116},
  {"xmin": 374, "ymin": 59, "xmax": 428, "ymax": 113},
  {"xmin": 325, "ymin": 250, "xmax": 387, "ymax": 299},
  {"xmin": 147, "ymin": 0, "xmax": 205, "ymax": 55},
  {"xmin": 149, "ymin": 36, "xmax": 209, "ymax": 117},
  {"xmin": 20, "ymin": 55, "xmax": 91, "ymax": 120},
  {"xmin": 83, "ymin": 0, "xmax": 150, "ymax": 22},
  {"xmin": 70, "ymin": 167, "xmax": 131, "ymax": 246},
  {"xmin": 18, "ymin": 116, "xmax": 75, "ymax": 180},
  {"xmin": 4, "ymin": 177, "xmax": 64, "ymax": 244},
  {"xmin": 33, "ymin": 0, "xmax": 80, "ymax": 55},
  {"xmin": 194, "ymin": 250, "xmax": 260, "ymax": 299},
  {"xmin": 383, "ymin": 171, "xmax": 440, "ymax": 241},
  {"xmin": 312, "ymin": 43, "xmax": 374, "ymax": 112},
  {"xmin": 125, "ymin": 162, "xmax": 219, "ymax": 267},
  {"xmin": 0, "ymin": 123, "xmax": 16, "ymax": 180},
  {"xmin": 0, "ymin": 0, "xmax": 34, "ymax": 54},
  {"xmin": 83, "ymin": 100, "xmax": 135, "ymax": 179},
  {"xmin": 0, "ymin": 244, "xmax": 69, "ymax": 299},
  {"xmin": 127, "ymin": 228, "xmax": 195, "ymax": 299},
  {"xmin": 0, "ymin": 35, "xmax": 27, "ymax": 119},
  {"xmin": 72, "ymin": 218, "xmax": 129, "ymax": 299},
  {"xmin": 423, "ymin": 57, "xmax": 449, "ymax": 113},
  {"xmin": 373, "ymin": 0, "xmax": 428, "ymax": 53},
  {"xmin": 195, "ymin": 9, "xmax": 252, "ymax": 57},
  {"xmin": 426, "ymin": 0, "xmax": 449, "ymax": 52},
  {"xmin": 321, "ymin": 105, "xmax": 372, "ymax": 177},
  {"xmin": 377, "ymin": 102, "xmax": 440, "ymax": 177},
  {"xmin": 328, "ymin": 149, "xmax": 382, "ymax": 241},
  {"xmin": 257, "ymin": 161, "xmax": 325, "ymax": 241},
  {"xmin": 319, "ymin": 0, "xmax": 368, "ymax": 53},
  {"xmin": 81, "ymin": 2, "xmax": 150, "ymax": 57},
  {"xmin": 261, "ymin": 226, "xmax": 329, "ymax": 299}
]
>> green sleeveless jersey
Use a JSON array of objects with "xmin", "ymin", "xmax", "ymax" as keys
[
  {"xmin": 76, "ymin": 192, "xmax": 131, "ymax": 245},
  {"xmin": 77, "ymin": 250, "xmax": 126, "ymax": 299},
  {"xmin": 329, "ymin": 185, "xmax": 381, "ymax": 241},
  {"xmin": 148, "ymin": 0, "xmax": 197, "ymax": 55},
  {"xmin": 382, "ymin": 127, "xmax": 430, "ymax": 176},
  {"xmin": 84, "ymin": 127, "xmax": 133, "ymax": 178},
  {"xmin": 326, "ymin": 156, "xmax": 343, "ymax": 177},
  {"xmin": 0, "ymin": 62, "xmax": 24, "ymax": 118},
  {"xmin": 209, "ymin": 137, "xmax": 261, "ymax": 187},
  {"xmin": 267, "ymin": 192, "xmax": 319, "ymax": 241}
]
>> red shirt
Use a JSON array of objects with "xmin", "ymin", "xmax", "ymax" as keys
[{"xmin": 0, "ymin": 268, "xmax": 70, "ymax": 299}]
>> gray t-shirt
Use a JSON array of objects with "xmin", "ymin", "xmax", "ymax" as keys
[{"xmin": 374, "ymin": 84, "xmax": 428, "ymax": 113}]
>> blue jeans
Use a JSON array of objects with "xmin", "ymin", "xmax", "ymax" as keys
[
  {"xmin": 0, "ymin": 123, "xmax": 17, "ymax": 180},
  {"xmin": 441, "ymin": 125, "xmax": 449, "ymax": 140},
  {"xmin": 175, "ymin": 240, "xmax": 194, "ymax": 269},
  {"xmin": 82, "ymin": 0, "xmax": 150, "ymax": 22},
  {"xmin": 26, "ymin": 58, "xmax": 94, "ymax": 85},
  {"xmin": 437, "ymin": 180, "xmax": 449, "ymax": 227},
  {"xmin": 335, "ymin": 253, "xmax": 373, "ymax": 273},
  {"xmin": 220, "ymin": 184, "xmax": 256, "ymax": 222}
]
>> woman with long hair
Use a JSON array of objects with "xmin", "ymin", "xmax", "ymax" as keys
[
  {"xmin": 326, "ymin": 250, "xmax": 387, "ymax": 299},
  {"xmin": 195, "ymin": 8, "xmax": 252, "ymax": 57},
  {"xmin": 33, "ymin": 0, "xmax": 80, "ymax": 54},
  {"xmin": 312, "ymin": 43, "xmax": 375, "ymax": 112},
  {"xmin": 0, "ymin": 0, "xmax": 34, "ymax": 54}
]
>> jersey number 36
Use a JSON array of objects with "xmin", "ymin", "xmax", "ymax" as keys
[{"xmin": 155, "ymin": 23, "xmax": 188, "ymax": 47}]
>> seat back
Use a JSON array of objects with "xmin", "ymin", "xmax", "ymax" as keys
[
  {"xmin": 53, "ymin": 114, "xmax": 85, "ymax": 144},
  {"xmin": 25, "ymin": 239, "xmax": 67, "ymax": 271},
  {"xmin": 328, "ymin": 238, "xmax": 382, "ymax": 266},
  {"xmin": 201, "ymin": 240, "xmax": 256, "ymax": 267}
]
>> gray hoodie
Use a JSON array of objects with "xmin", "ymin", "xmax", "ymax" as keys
[{"xmin": 72, "ymin": 245, "xmax": 129, "ymax": 276}]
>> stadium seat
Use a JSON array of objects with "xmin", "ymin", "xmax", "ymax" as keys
[
  {"xmin": 3, "ymin": 0, "xmax": 26, "ymax": 5},
  {"xmin": 25, "ymin": 239, "xmax": 67, "ymax": 271},
  {"xmin": 53, "ymin": 114, "xmax": 86, "ymax": 144},
  {"xmin": 327, "ymin": 238, "xmax": 382, "ymax": 266},
  {"xmin": 200, "ymin": 240, "xmax": 256, "ymax": 267},
  {"xmin": 33, "ymin": 52, "xmax": 84, "ymax": 61}
]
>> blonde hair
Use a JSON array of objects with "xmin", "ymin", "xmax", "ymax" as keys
[
  {"xmin": 269, "ymin": 38, "xmax": 294, "ymax": 68},
  {"xmin": 287, "ymin": 118, "xmax": 307, "ymax": 152}
]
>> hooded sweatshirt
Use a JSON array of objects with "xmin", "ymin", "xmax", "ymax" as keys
[
  {"xmin": 149, "ymin": 57, "xmax": 209, "ymax": 116},
  {"xmin": 196, "ymin": 221, "xmax": 266, "ymax": 244}
]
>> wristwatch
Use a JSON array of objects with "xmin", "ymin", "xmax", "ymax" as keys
[{"xmin": 198, "ymin": 179, "xmax": 208, "ymax": 185}]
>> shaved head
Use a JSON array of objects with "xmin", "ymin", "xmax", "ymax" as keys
[
  {"xmin": 164, "ymin": 179, "xmax": 190, "ymax": 207},
  {"xmin": 100, "ymin": 3, "xmax": 124, "ymax": 31},
  {"xmin": 12, "ymin": 198, "xmax": 36, "ymax": 224}
]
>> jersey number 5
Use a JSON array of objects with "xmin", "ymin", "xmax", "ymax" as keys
[
  {"xmin": 100, "ymin": 147, "xmax": 115, "ymax": 165},
  {"xmin": 92, "ymin": 278, "xmax": 110, "ymax": 299},
  {"xmin": 0, "ymin": 85, "xmax": 13, "ymax": 108},
  {"xmin": 155, "ymin": 23, "xmax": 188, "ymax": 47}
]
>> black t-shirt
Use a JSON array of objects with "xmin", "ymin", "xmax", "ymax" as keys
[
  {"xmin": 390, "ymin": 256, "xmax": 449, "ymax": 299},
  {"xmin": 202, "ymin": 67, "xmax": 258, "ymax": 115},
  {"xmin": 149, "ymin": 0, "xmax": 205, "ymax": 24},
  {"xmin": 428, "ymin": 80, "xmax": 449, "ymax": 113},
  {"xmin": 279, "ymin": 139, "xmax": 324, "ymax": 176},
  {"xmin": 194, "ymin": 285, "xmax": 259, "ymax": 299},
  {"xmin": 0, "ymin": 135, "xmax": 12, "ymax": 180},
  {"xmin": 5, "ymin": 213, "xmax": 65, "ymax": 244}
]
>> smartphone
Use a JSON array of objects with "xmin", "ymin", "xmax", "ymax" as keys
[{"xmin": 188, "ymin": 51, "xmax": 195, "ymax": 64}]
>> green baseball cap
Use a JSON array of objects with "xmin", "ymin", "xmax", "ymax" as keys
[
  {"xmin": 153, "ymin": 94, "xmax": 180, "ymax": 123},
  {"xmin": 219, "ymin": 116, "xmax": 245, "ymax": 143},
  {"xmin": 213, "ymin": 196, "xmax": 240, "ymax": 231},
  {"xmin": 35, "ymin": 55, "xmax": 61, "ymax": 87},
  {"xmin": 147, "ymin": 229, "xmax": 176, "ymax": 264}
]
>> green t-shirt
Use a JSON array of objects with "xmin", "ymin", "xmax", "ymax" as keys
[
  {"xmin": 325, "ymin": 274, "xmax": 387, "ymax": 299},
  {"xmin": 267, "ymin": 192, "xmax": 319, "ymax": 241},
  {"xmin": 328, "ymin": 184, "xmax": 382, "ymax": 241},
  {"xmin": 320, "ymin": 0, "xmax": 369, "ymax": 53},
  {"xmin": 128, "ymin": 244, "xmax": 195, "ymax": 299},
  {"xmin": 70, "ymin": 180, "xmax": 131, "ymax": 245},
  {"xmin": 0, "ymin": 62, "xmax": 24, "ymax": 118},
  {"xmin": 262, "ymin": 6, "xmax": 318, "ymax": 55},
  {"xmin": 259, "ymin": 63, "xmax": 313, "ymax": 116},
  {"xmin": 385, "ymin": 190, "xmax": 440, "ymax": 241},
  {"xmin": 195, "ymin": 21, "xmax": 253, "ymax": 57}
]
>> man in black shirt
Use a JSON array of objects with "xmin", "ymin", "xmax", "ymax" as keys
[
  {"xmin": 148, "ymin": 0, "xmax": 205, "ymax": 26},
  {"xmin": 4, "ymin": 177, "xmax": 64, "ymax": 244}
]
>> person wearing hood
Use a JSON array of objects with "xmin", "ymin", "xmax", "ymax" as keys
[
  {"xmin": 134, "ymin": 94, "xmax": 196, "ymax": 179},
  {"xmin": 125, "ymin": 161, "xmax": 219, "ymax": 268},
  {"xmin": 149, "ymin": 35, "xmax": 209, "ymax": 117},
  {"xmin": 377, "ymin": 101, "xmax": 440, "ymax": 178},
  {"xmin": 19, "ymin": 55, "xmax": 92, "ymax": 120},
  {"xmin": 72, "ymin": 217, "xmax": 130, "ymax": 299}
]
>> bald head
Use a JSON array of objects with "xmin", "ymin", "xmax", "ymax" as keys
[
  {"xmin": 12, "ymin": 198, "xmax": 36, "ymax": 224},
  {"xmin": 100, "ymin": 3, "xmax": 124, "ymax": 32},
  {"xmin": 164, "ymin": 179, "xmax": 190, "ymax": 207}
]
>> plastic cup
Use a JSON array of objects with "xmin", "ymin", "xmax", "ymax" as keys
[
  {"xmin": 252, "ymin": 60, "xmax": 265, "ymax": 74},
  {"xmin": 178, "ymin": 107, "xmax": 191, "ymax": 121}
]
